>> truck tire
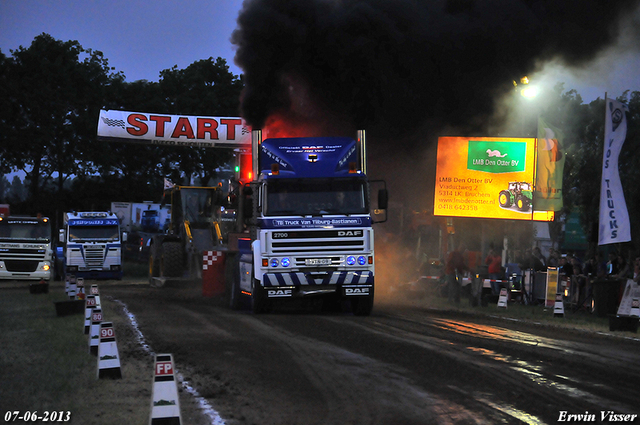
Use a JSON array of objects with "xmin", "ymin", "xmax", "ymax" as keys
[
  {"xmin": 499, "ymin": 190, "xmax": 512, "ymax": 208},
  {"xmin": 351, "ymin": 286, "xmax": 374, "ymax": 316},
  {"xmin": 162, "ymin": 241, "xmax": 184, "ymax": 278},
  {"xmin": 251, "ymin": 275, "xmax": 268, "ymax": 314},
  {"xmin": 227, "ymin": 254, "xmax": 243, "ymax": 310}
]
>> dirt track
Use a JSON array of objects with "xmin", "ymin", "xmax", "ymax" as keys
[{"xmin": 98, "ymin": 279, "xmax": 640, "ymax": 425}]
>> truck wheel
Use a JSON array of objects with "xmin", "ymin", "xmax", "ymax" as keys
[
  {"xmin": 516, "ymin": 195, "xmax": 530, "ymax": 212},
  {"xmin": 499, "ymin": 190, "xmax": 512, "ymax": 207},
  {"xmin": 162, "ymin": 241, "xmax": 184, "ymax": 277},
  {"xmin": 351, "ymin": 286, "xmax": 374, "ymax": 316},
  {"xmin": 228, "ymin": 254, "xmax": 243, "ymax": 310},
  {"xmin": 251, "ymin": 276, "xmax": 268, "ymax": 314},
  {"xmin": 148, "ymin": 247, "xmax": 161, "ymax": 286}
]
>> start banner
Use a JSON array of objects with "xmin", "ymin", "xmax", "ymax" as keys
[{"xmin": 97, "ymin": 110, "xmax": 251, "ymax": 148}]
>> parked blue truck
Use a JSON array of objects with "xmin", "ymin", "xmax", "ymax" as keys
[
  {"xmin": 227, "ymin": 130, "xmax": 387, "ymax": 315},
  {"xmin": 57, "ymin": 212, "xmax": 125, "ymax": 279}
]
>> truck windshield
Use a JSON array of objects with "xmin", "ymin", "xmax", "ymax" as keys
[
  {"xmin": 68, "ymin": 225, "xmax": 119, "ymax": 242},
  {"xmin": 265, "ymin": 178, "xmax": 368, "ymax": 216},
  {"xmin": 0, "ymin": 220, "xmax": 51, "ymax": 241}
]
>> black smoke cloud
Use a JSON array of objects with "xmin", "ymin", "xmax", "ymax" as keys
[{"xmin": 232, "ymin": 0, "xmax": 639, "ymax": 141}]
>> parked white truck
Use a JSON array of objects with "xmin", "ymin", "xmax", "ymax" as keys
[
  {"xmin": 0, "ymin": 215, "xmax": 53, "ymax": 281},
  {"xmin": 58, "ymin": 212, "xmax": 125, "ymax": 279}
]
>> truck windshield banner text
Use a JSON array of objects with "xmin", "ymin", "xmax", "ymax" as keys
[
  {"xmin": 69, "ymin": 219, "xmax": 119, "ymax": 226},
  {"xmin": 260, "ymin": 217, "xmax": 369, "ymax": 229}
]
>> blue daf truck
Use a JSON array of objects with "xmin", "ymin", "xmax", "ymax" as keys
[{"xmin": 227, "ymin": 130, "xmax": 387, "ymax": 315}]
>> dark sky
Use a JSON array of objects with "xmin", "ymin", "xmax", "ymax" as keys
[{"xmin": 1, "ymin": 0, "xmax": 638, "ymax": 103}]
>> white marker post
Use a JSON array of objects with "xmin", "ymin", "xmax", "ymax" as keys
[
  {"xmin": 68, "ymin": 275, "xmax": 77, "ymax": 300},
  {"xmin": 84, "ymin": 295, "xmax": 97, "ymax": 334},
  {"xmin": 497, "ymin": 288, "xmax": 508, "ymax": 308},
  {"xmin": 89, "ymin": 308, "xmax": 102, "ymax": 355},
  {"xmin": 150, "ymin": 354, "xmax": 182, "ymax": 425},
  {"xmin": 553, "ymin": 293, "xmax": 565, "ymax": 318},
  {"xmin": 77, "ymin": 277, "xmax": 85, "ymax": 299},
  {"xmin": 90, "ymin": 285, "xmax": 101, "ymax": 307},
  {"xmin": 65, "ymin": 274, "xmax": 70, "ymax": 296},
  {"xmin": 97, "ymin": 322, "xmax": 122, "ymax": 379}
]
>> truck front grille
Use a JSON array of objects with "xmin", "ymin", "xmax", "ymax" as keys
[
  {"xmin": 84, "ymin": 248, "xmax": 105, "ymax": 268},
  {"xmin": 3, "ymin": 260, "xmax": 39, "ymax": 272},
  {"xmin": 268, "ymin": 229, "xmax": 368, "ymax": 255}
]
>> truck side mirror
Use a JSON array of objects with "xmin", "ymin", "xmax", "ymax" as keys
[
  {"xmin": 122, "ymin": 232, "xmax": 128, "ymax": 242},
  {"xmin": 59, "ymin": 229, "xmax": 65, "ymax": 243},
  {"xmin": 378, "ymin": 188, "xmax": 388, "ymax": 210}
]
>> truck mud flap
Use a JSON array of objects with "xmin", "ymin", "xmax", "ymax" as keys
[{"xmin": 342, "ymin": 285, "xmax": 373, "ymax": 296}]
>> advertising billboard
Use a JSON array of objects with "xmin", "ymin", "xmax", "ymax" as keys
[{"xmin": 434, "ymin": 137, "xmax": 554, "ymax": 221}]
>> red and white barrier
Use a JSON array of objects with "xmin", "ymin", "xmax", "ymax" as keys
[{"xmin": 202, "ymin": 251, "xmax": 225, "ymax": 297}]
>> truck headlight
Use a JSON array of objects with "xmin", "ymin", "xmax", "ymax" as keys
[
  {"xmin": 43, "ymin": 264, "xmax": 50, "ymax": 271},
  {"xmin": 357, "ymin": 256, "xmax": 367, "ymax": 266},
  {"xmin": 270, "ymin": 258, "xmax": 279, "ymax": 267},
  {"xmin": 347, "ymin": 256, "xmax": 356, "ymax": 266},
  {"xmin": 281, "ymin": 258, "xmax": 290, "ymax": 267}
]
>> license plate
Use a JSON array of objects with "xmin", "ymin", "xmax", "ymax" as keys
[{"xmin": 305, "ymin": 258, "xmax": 331, "ymax": 266}]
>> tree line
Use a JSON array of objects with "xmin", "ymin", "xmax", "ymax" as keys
[
  {"xmin": 1, "ymin": 33, "xmax": 638, "ymax": 250},
  {"xmin": 0, "ymin": 33, "xmax": 243, "ymax": 222}
]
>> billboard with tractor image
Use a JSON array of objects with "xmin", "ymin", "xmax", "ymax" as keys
[{"xmin": 434, "ymin": 137, "xmax": 554, "ymax": 221}]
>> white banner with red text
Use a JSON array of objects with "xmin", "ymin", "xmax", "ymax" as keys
[{"xmin": 97, "ymin": 110, "xmax": 251, "ymax": 148}]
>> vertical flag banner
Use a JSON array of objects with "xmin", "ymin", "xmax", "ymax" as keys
[
  {"xmin": 599, "ymin": 98, "xmax": 631, "ymax": 245},
  {"xmin": 535, "ymin": 118, "xmax": 565, "ymax": 211}
]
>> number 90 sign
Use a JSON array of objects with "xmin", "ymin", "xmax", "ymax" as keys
[{"xmin": 100, "ymin": 327, "xmax": 114, "ymax": 339}]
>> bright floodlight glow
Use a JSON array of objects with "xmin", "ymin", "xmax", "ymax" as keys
[{"xmin": 521, "ymin": 85, "xmax": 539, "ymax": 99}]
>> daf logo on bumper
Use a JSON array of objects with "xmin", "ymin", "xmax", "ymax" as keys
[
  {"xmin": 338, "ymin": 230, "xmax": 362, "ymax": 237},
  {"xmin": 267, "ymin": 289, "xmax": 293, "ymax": 298},
  {"xmin": 345, "ymin": 287, "xmax": 370, "ymax": 295}
]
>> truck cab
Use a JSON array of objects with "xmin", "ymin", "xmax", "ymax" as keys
[
  {"xmin": 58, "ymin": 212, "xmax": 124, "ymax": 279},
  {"xmin": 229, "ymin": 130, "xmax": 387, "ymax": 315},
  {"xmin": 0, "ymin": 216, "xmax": 53, "ymax": 281}
]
